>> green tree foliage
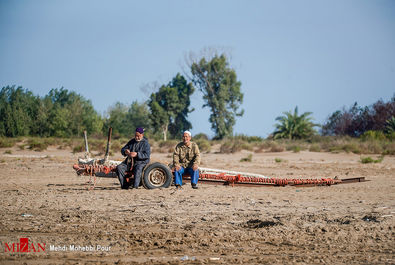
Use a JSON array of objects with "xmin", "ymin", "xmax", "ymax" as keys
[
  {"xmin": 104, "ymin": 101, "xmax": 150, "ymax": 137},
  {"xmin": 190, "ymin": 54, "xmax": 243, "ymax": 139},
  {"xmin": 104, "ymin": 102, "xmax": 129, "ymax": 137},
  {"xmin": 44, "ymin": 88, "xmax": 103, "ymax": 137},
  {"xmin": 273, "ymin": 106, "xmax": 317, "ymax": 139},
  {"xmin": 385, "ymin": 116, "xmax": 395, "ymax": 133},
  {"xmin": 0, "ymin": 86, "xmax": 43, "ymax": 137},
  {"xmin": 0, "ymin": 86, "xmax": 103, "ymax": 137},
  {"xmin": 148, "ymin": 74, "xmax": 194, "ymax": 140}
]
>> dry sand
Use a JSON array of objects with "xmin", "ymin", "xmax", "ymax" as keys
[{"xmin": 0, "ymin": 145, "xmax": 394, "ymax": 264}]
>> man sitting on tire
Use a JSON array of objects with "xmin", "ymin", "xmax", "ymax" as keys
[
  {"xmin": 116, "ymin": 127, "xmax": 150, "ymax": 189},
  {"xmin": 173, "ymin": 130, "xmax": 201, "ymax": 189}
]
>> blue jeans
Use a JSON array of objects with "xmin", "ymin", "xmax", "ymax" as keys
[{"xmin": 174, "ymin": 166, "xmax": 199, "ymax": 186}]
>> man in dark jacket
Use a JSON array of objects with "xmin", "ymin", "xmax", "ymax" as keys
[{"xmin": 116, "ymin": 127, "xmax": 150, "ymax": 189}]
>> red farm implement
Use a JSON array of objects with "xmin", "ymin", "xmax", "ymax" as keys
[{"xmin": 73, "ymin": 128, "xmax": 366, "ymax": 189}]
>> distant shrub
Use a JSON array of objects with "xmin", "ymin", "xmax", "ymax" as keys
[
  {"xmin": 72, "ymin": 144, "xmax": 84, "ymax": 154},
  {"xmin": 386, "ymin": 132, "xmax": 395, "ymax": 141},
  {"xmin": 269, "ymin": 142, "xmax": 285, "ymax": 152},
  {"xmin": 254, "ymin": 141, "xmax": 270, "ymax": 153},
  {"xmin": 342, "ymin": 143, "xmax": 362, "ymax": 154},
  {"xmin": 4, "ymin": 150, "xmax": 12, "ymax": 154},
  {"xmin": 27, "ymin": 138, "xmax": 48, "ymax": 151},
  {"xmin": 43, "ymin": 138, "xmax": 57, "ymax": 146},
  {"xmin": 220, "ymin": 140, "xmax": 239, "ymax": 153},
  {"xmin": 89, "ymin": 139, "xmax": 106, "ymax": 153},
  {"xmin": 360, "ymin": 156, "xmax": 384, "ymax": 164},
  {"xmin": 219, "ymin": 139, "xmax": 253, "ymax": 153},
  {"xmin": 274, "ymin": 157, "xmax": 284, "ymax": 163},
  {"xmin": 240, "ymin": 142, "xmax": 253, "ymax": 151},
  {"xmin": 196, "ymin": 139, "xmax": 211, "ymax": 153},
  {"xmin": 110, "ymin": 140, "xmax": 122, "ymax": 154},
  {"xmin": 361, "ymin": 130, "xmax": 387, "ymax": 141},
  {"xmin": 287, "ymin": 145, "xmax": 301, "ymax": 153},
  {"xmin": 157, "ymin": 140, "xmax": 178, "ymax": 153},
  {"xmin": 240, "ymin": 154, "xmax": 253, "ymax": 162},
  {"xmin": 382, "ymin": 142, "xmax": 395, "ymax": 155},
  {"xmin": 193, "ymin": 133, "xmax": 209, "ymax": 140},
  {"xmin": 233, "ymin": 134, "xmax": 263, "ymax": 143},
  {"xmin": 0, "ymin": 138, "xmax": 16, "ymax": 148},
  {"xmin": 18, "ymin": 144, "xmax": 26, "ymax": 150},
  {"xmin": 361, "ymin": 141, "xmax": 383, "ymax": 154},
  {"xmin": 309, "ymin": 144, "xmax": 321, "ymax": 152}
]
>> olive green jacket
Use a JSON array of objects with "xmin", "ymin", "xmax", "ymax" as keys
[{"xmin": 173, "ymin": 141, "xmax": 201, "ymax": 169}]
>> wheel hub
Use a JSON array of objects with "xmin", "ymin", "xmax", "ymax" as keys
[{"xmin": 148, "ymin": 169, "xmax": 166, "ymax": 187}]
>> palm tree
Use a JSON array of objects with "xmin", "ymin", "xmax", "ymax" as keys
[
  {"xmin": 273, "ymin": 106, "xmax": 318, "ymax": 139},
  {"xmin": 385, "ymin": 116, "xmax": 395, "ymax": 133}
]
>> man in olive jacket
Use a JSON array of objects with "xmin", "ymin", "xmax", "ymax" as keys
[
  {"xmin": 173, "ymin": 130, "xmax": 200, "ymax": 189},
  {"xmin": 116, "ymin": 127, "xmax": 150, "ymax": 189}
]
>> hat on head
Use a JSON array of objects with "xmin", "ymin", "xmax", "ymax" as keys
[
  {"xmin": 183, "ymin": 130, "xmax": 191, "ymax": 137},
  {"xmin": 136, "ymin": 127, "xmax": 144, "ymax": 134}
]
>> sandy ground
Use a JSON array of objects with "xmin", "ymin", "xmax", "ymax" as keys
[{"xmin": 0, "ymin": 144, "xmax": 394, "ymax": 264}]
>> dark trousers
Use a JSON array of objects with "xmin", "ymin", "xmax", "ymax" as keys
[{"xmin": 116, "ymin": 162, "xmax": 147, "ymax": 189}]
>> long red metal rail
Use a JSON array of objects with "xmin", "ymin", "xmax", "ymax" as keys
[
  {"xmin": 73, "ymin": 127, "xmax": 366, "ymax": 188},
  {"xmin": 72, "ymin": 163, "xmax": 366, "ymax": 187}
]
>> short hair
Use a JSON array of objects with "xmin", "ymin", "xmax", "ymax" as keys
[{"xmin": 183, "ymin": 130, "xmax": 192, "ymax": 137}]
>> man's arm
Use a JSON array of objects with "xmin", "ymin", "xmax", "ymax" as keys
[
  {"xmin": 192, "ymin": 143, "xmax": 200, "ymax": 170},
  {"xmin": 136, "ymin": 141, "xmax": 150, "ymax": 159},
  {"xmin": 121, "ymin": 140, "xmax": 133, "ymax": 156},
  {"xmin": 173, "ymin": 144, "xmax": 181, "ymax": 169}
]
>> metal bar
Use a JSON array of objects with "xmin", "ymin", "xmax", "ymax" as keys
[
  {"xmin": 104, "ymin": 127, "xmax": 112, "ymax": 162},
  {"xmin": 83, "ymin": 130, "xmax": 90, "ymax": 159},
  {"xmin": 199, "ymin": 167, "xmax": 269, "ymax": 179},
  {"xmin": 339, "ymin": 177, "xmax": 367, "ymax": 184}
]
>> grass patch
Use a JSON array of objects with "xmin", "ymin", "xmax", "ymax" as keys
[
  {"xmin": 72, "ymin": 143, "xmax": 84, "ymax": 154},
  {"xmin": 360, "ymin": 156, "xmax": 384, "ymax": 164},
  {"xmin": 196, "ymin": 139, "xmax": 211, "ymax": 153},
  {"xmin": 255, "ymin": 141, "xmax": 283, "ymax": 153},
  {"xmin": 287, "ymin": 145, "xmax": 301, "ymax": 153},
  {"xmin": 4, "ymin": 150, "xmax": 12, "ymax": 154},
  {"xmin": 274, "ymin": 157, "xmax": 285, "ymax": 163},
  {"xmin": 309, "ymin": 144, "xmax": 321, "ymax": 152},
  {"xmin": 0, "ymin": 138, "xmax": 17, "ymax": 148},
  {"xmin": 193, "ymin": 133, "xmax": 209, "ymax": 140},
  {"xmin": 240, "ymin": 154, "xmax": 253, "ymax": 162},
  {"xmin": 18, "ymin": 144, "xmax": 27, "ymax": 150},
  {"xmin": 155, "ymin": 140, "xmax": 178, "ymax": 153},
  {"xmin": 269, "ymin": 143, "xmax": 285, "ymax": 152},
  {"xmin": 232, "ymin": 134, "xmax": 263, "ymax": 143},
  {"xmin": 382, "ymin": 142, "xmax": 395, "ymax": 155},
  {"xmin": 27, "ymin": 138, "xmax": 49, "ymax": 151}
]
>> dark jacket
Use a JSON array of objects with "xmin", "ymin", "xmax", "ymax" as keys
[{"xmin": 121, "ymin": 137, "xmax": 150, "ymax": 165}]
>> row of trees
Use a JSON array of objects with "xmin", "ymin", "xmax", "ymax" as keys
[
  {"xmin": 0, "ymin": 86, "xmax": 102, "ymax": 137},
  {"xmin": 322, "ymin": 98, "xmax": 395, "ymax": 137},
  {"xmin": 272, "ymin": 96, "xmax": 395, "ymax": 140},
  {"xmin": 1, "ymin": 48, "xmax": 393, "ymax": 140},
  {"xmin": 0, "ymin": 52, "xmax": 245, "ymax": 139}
]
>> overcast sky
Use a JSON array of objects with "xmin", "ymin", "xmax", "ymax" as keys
[{"xmin": 1, "ymin": 0, "xmax": 394, "ymax": 137}]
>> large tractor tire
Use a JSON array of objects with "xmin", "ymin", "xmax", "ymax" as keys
[{"xmin": 142, "ymin": 162, "xmax": 173, "ymax": 189}]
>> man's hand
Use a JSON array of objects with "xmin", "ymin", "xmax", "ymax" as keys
[
  {"xmin": 192, "ymin": 165, "xmax": 198, "ymax": 171},
  {"xmin": 175, "ymin": 165, "xmax": 181, "ymax": 171},
  {"xmin": 125, "ymin": 150, "xmax": 137, "ymax": 158}
]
